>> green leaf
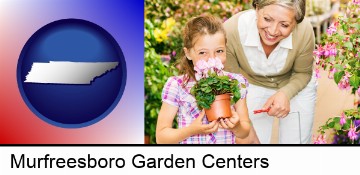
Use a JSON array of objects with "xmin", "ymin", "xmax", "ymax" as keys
[
  {"xmin": 334, "ymin": 71, "xmax": 345, "ymax": 84},
  {"xmin": 334, "ymin": 123, "xmax": 341, "ymax": 130},
  {"xmin": 343, "ymin": 123, "xmax": 350, "ymax": 130},
  {"xmin": 352, "ymin": 23, "xmax": 360, "ymax": 30},
  {"xmin": 328, "ymin": 121, "xmax": 335, "ymax": 128},
  {"xmin": 344, "ymin": 42, "xmax": 353, "ymax": 50},
  {"xmin": 334, "ymin": 64, "xmax": 344, "ymax": 71},
  {"xmin": 333, "ymin": 117, "xmax": 340, "ymax": 123},
  {"xmin": 349, "ymin": 75, "xmax": 359, "ymax": 89}
]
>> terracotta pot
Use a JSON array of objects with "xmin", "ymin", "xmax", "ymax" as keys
[
  {"xmin": 144, "ymin": 135, "xmax": 150, "ymax": 144},
  {"xmin": 205, "ymin": 94, "xmax": 232, "ymax": 122}
]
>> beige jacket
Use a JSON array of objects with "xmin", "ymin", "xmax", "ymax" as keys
[{"xmin": 224, "ymin": 10, "xmax": 315, "ymax": 99}]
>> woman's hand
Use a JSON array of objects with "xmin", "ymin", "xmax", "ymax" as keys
[
  {"xmin": 263, "ymin": 91, "xmax": 290, "ymax": 118},
  {"xmin": 189, "ymin": 110, "xmax": 219, "ymax": 135}
]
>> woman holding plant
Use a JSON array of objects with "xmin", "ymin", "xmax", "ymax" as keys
[
  {"xmin": 224, "ymin": 0, "xmax": 317, "ymax": 144},
  {"xmin": 156, "ymin": 15, "xmax": 255, "ymax": 144}
]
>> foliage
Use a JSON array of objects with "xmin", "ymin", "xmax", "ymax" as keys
[
  {"xmin": 314, "ymin": 108, "xmax": 360, "ymax": 144},
  {"xmin": 190, "ymin": 58, "xmax": 241, "ymax": 109},
  {"xmin": 313, "ymin": 1, "xmax": 360, "ymax": 144},
  {"xmin": 144, "ymin": 19, "xmax": 178, "ymax": 144},
  {"xmin": 314, "ymin": 1, "xmax": 360, "ymax": 95}
]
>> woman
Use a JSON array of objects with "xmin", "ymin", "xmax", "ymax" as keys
[{"xmin": 224, "ymin": 0, "xmax": 317, "ymax": 144}]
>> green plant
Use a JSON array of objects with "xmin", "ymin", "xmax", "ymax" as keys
[
  {"xmin": 190, "ymin": 58, "xmax": 242, "ymax": 109},
  {"xmin": 145, "ymin": 19, "xmax": 178, "ymax": 144},
  {"xmin": 314, "ymin": 108, "xmax": 360, "ymax": 144},
  {"xmin": 313, "ymin": 1, "xmax": 360, "ymax": 144}
]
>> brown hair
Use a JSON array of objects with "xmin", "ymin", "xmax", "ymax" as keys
[
  {"xmin": 252, "ymin": 0, "xmax": 305, "ymax": 23},
  {"xmin": 178, "ymin": 14, "xmax": 226, "ymax": 86}
]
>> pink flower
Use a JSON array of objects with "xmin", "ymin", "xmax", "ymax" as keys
[
  {"xmin": 194, "ymin": 58, "xmax": 225, "ymax": 80},
  {"xmin": 338, "ymin": 72, "xmax": 351, "ymax": 90},
  {"xmin": 314, "ymin": 134, "xmax": 327, "ymax": 144},
  {"xmin": 353, "ymin": 0, "xmax": 360, "ymax": 5},
  {"xmin": 214, "ymin": 57, "xmax": 224, "ymax": 71},
  {"xmin": 323, "ymin": 43, "xmax": 337, "ymax": 57},
  {"xmin": 357, "ymin": 88, "xmax": 360, "ymax": 96},
  {"xmin": 315, "ymin": 68, "xmax": 321, "ymax": 79},
  {"xmin": 194, "ymin": 60, "xmax": 209, "ymax": 80},
  {"xmin": 161, "ymin": 54, "xmax": 171, "ymax": 62},
  {"xmin": 348, "ymin": 123, "xmax": 359, "ymax": 141},
  {"xmin": 207, "ymin": 58, "xmax": 217, "ymax": 71},
  {"xmin": 340, "ymin": 113, "xmax": 346, "ymax": 126},
  {"xmin": 328, "ymin": 68, "xmax": 337, "ymax": 79},
  {"xmin": 313, "ymin": 45, "xmax": 324, "ymax": 57},
  {"xmin": 326, "ymin": 22, "xmax": 339, "ymax": 35},
  {"xmin": 326, "ymin": 25, "xmax": 337, "ymax": 36}
]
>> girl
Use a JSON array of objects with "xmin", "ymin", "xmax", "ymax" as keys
[{"xmin": 156, "ymin": 15, "xmax": 257, "ymax": 144}]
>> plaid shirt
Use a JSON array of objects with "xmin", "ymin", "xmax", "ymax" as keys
[{"xmin": 161, "ymin": 71, "xmax": 248, "ymax": 144}]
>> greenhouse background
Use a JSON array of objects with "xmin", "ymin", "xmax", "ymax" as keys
[{"xmin": 145, "ymin": 0, "xmax": 359, "ymax": 144}]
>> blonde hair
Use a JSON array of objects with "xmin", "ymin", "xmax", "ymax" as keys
[{"xmin": 252, "ymin": 0, "xmax": 305, "ymax": 23}]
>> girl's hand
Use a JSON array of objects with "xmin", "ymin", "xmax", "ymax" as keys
[
  {"xmin": 189, "ymin": 110, "xmax": 219, "ymax": 135},
  {"xmin": 219, "ymin": 109, "xmax": 240, "ymax": 131},
  {"xmin": 262, "ymin": 91, "xmax": 290, "ymax": 118}
]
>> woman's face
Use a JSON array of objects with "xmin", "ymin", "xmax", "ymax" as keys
[
  {"xmin": 256, "ymin": 4, "xmax": 296, "ymax": 47},
  {"xmin": 184, "ymin": 32, "xmax": 226, "ymax": 65}
]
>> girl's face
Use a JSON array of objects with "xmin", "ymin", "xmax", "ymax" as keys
[
  {"xmin": 256, "ymin": 4, "xmax": 296, "ymax": 47},
  {"xmin": 184, "ymin": 32, "xmax": 226, "ymax": 66}
]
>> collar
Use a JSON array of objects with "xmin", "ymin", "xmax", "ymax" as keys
[
  {"xmin": 278, "ymin": 33, "xmax": 293, "ymax": 49},
  {"xmin": 243, "ymin": 15, "xmax": 261, "ymax": 47}
]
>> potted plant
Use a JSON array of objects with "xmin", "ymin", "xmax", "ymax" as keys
[
  {"xmin": 190, "ymin": 57, "xmax": 242, "ymax": 121},
  {"xmin": 313, "ymin": 1, "xmax": 360, "ymax": 144}
]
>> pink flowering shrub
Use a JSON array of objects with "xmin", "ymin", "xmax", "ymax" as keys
[
  {"xmin": 313, "ymin": 1, "xmax": 360, "ymax": 144},
  {"xmin": 314, "ymin": 1, "xmax": 360, "ymax": 94}
]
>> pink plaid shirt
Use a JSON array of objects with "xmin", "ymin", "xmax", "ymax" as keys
[{"xmin": 161, "ymin": 71, "xmax": 248, "ymax": 144}]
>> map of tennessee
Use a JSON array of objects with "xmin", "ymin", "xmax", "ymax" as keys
[{"xmin": 24, "ymin": 61, "xmax": 119, "ymax": 84}]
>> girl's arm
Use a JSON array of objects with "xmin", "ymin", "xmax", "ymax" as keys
[
  {"xmin": 232, "ymin": 97, "xmax": 252, "ymax": 139},
  {"xmin": 156, "ymin": 102, "xmax": 219, "ymax": 144}
]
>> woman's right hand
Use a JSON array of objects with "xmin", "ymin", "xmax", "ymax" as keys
[{"xmin": 189, "ymin": 110, "xmax": 219, "ymax": 135}]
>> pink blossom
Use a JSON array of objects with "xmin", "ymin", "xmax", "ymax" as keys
[
  {"xmin": 348, "ymin": 123, "xmax": 359, "ymax": 141},
  {"xmin": 214, "ymin": 57, "xmax": 224, "ymax": 70},
  {"xmin": 194, "ymin": 58, "xmax": 225, "ymax": 80},
  {"xmin": 207, "ymin": 58, "xmax": 217, "ymax": 70},
  {"xmin": 328, "ymin": 68, "xmax": 337, "ymax": 79},
  {"xmin": 353, "ymin": 0, "xmax": 360, "ymax": 5},
  {"xmin": 313, "ymin": 45, "xmax": 324, "ymax": 57},
  {"xmin": 314, "ymin": 134, "xmax": 327, "ymax": 144},
  {"xmin": 357, "ymin": 88, "xmax": 360, "ymax": 96},
  {"xmin": 161, "ymin": 54, "xmax": 171, "ymax": 62},
  {"xmin": 203, "ymin": 5, "xmax": 210, "ymax": 10},
  {"xmin": 194, "ymin": 60, "xmax": 209, "ymax": 80},
  {"xmin": 314, "ymin": 56, "xmax": 320, "ymax": 65},
  {"xmin": 326, "ymin": 26, "xmax": 337, "ymax": 36},
  {"xmin": 315, "ymin": 68, "xmax": 321, "ymax": 79},
  {"xmin": 340, "ymin": 113, "xmax": 346, "ymax": 126},
  {"xmin": 323, "ymin": 43, "xmax": 337, "ymax": 57},
  {"xmin": 338, "ymin": 72, "xmax": 351, "ymax": 90}
]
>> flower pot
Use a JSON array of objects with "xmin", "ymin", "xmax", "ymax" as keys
[
  {"xmin": 205, "ymin": 94, "xmax": 232, "ymax": 122},
  {"xmin": 144, "ymin": 135, "xmax": 150, "ymax": 144}
]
